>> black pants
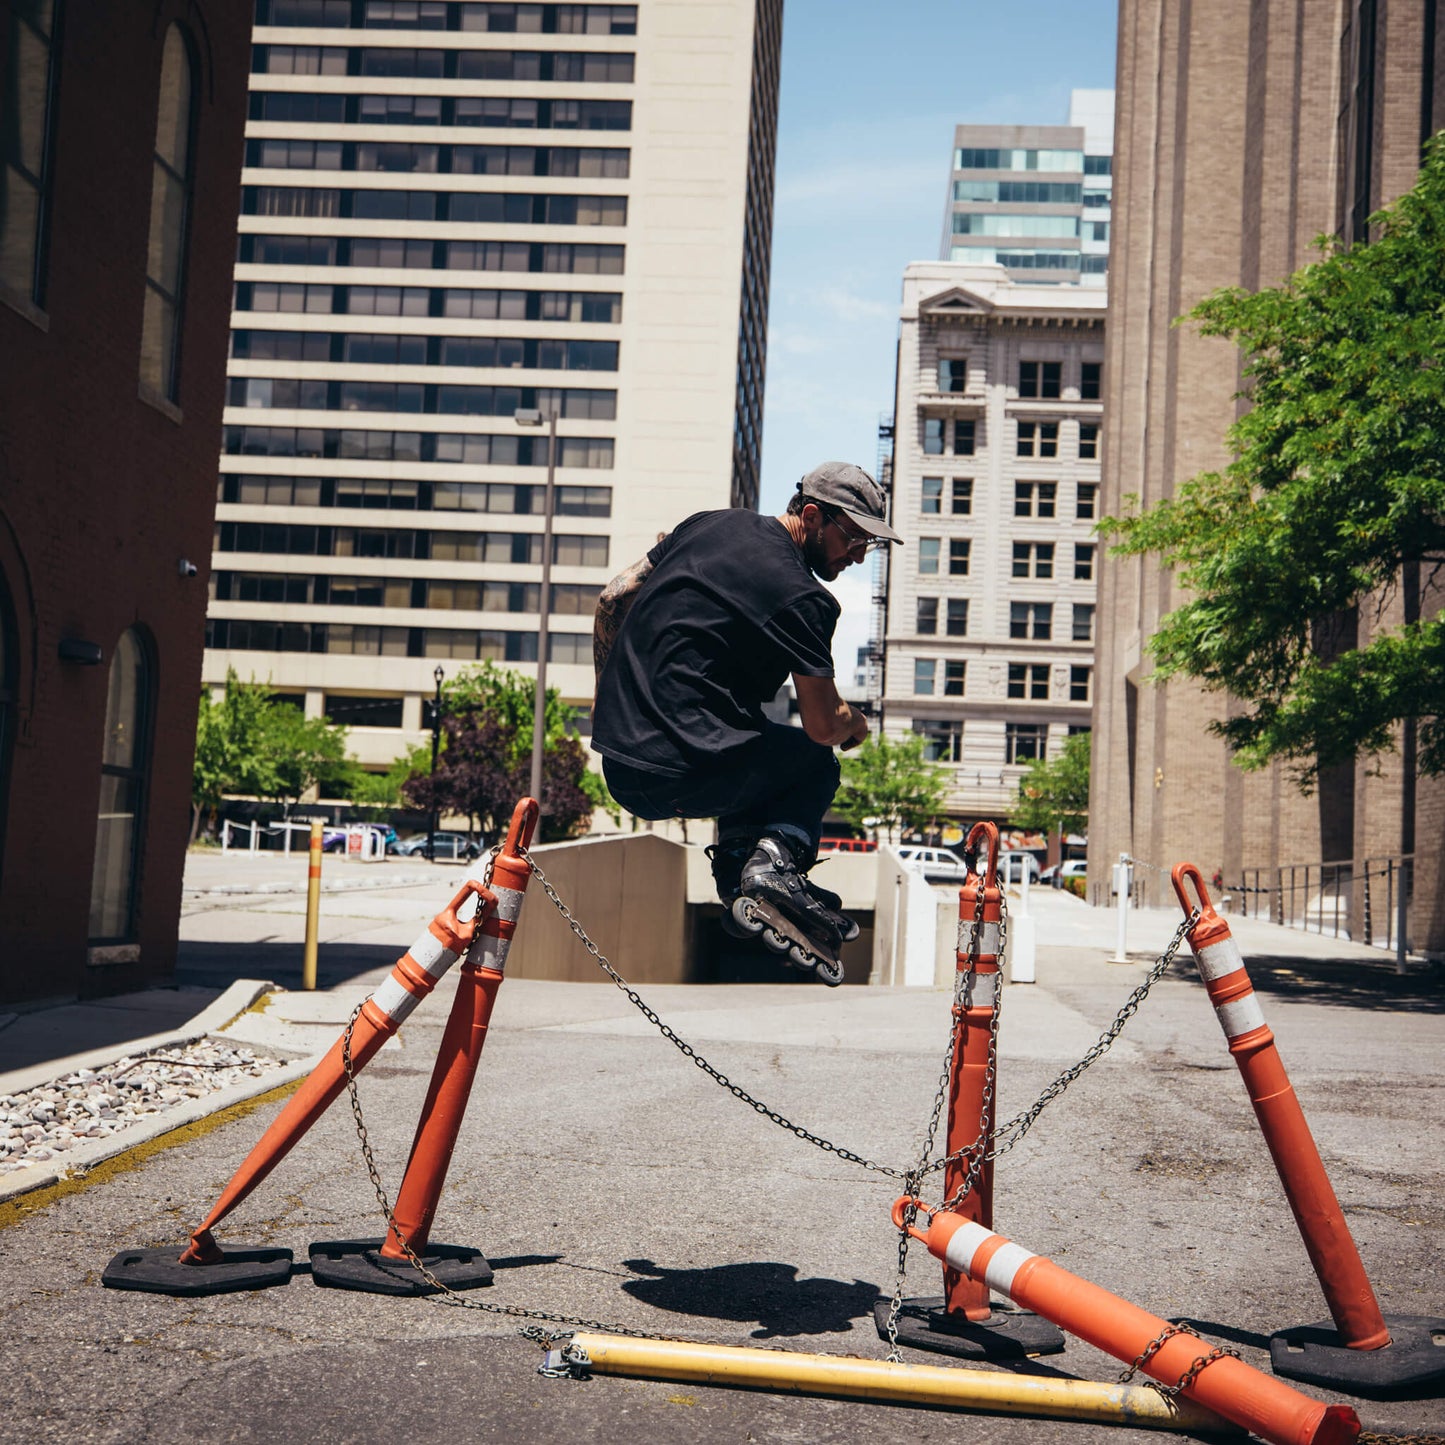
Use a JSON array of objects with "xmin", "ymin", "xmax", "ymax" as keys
[{"xmin": 602, "ymin": 723, "xmax": 840, "ymax": 857}]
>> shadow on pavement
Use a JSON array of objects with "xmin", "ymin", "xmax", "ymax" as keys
[
  {"xmin": 1170, "ymin": 954, "xmax": 1445, "ymax": 1013},
  {"xmin": 620, "ymin": 1257, "xmax": 882, "ymax": 1338},
  {"xmin": 176, "ymin": 941, "xmax": 402, "ymax": 992}
]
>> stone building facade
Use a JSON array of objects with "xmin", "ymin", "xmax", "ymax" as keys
[{"xmin": 1092, "ymin": 0, "xmax": 1444, "ymax": 953}]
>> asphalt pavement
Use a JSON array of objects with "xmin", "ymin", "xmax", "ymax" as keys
[{"xmin": 0, "ymin": 849, "xmax": 1442, "ymax": 1443}]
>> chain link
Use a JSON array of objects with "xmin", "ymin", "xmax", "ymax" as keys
[
  {"xmin": 1116, "ymin": 1319, "xmax": 1240, "ymax": 1397},
  {"xmin": 333, "ymin": 841, "xmax": 1200, "ymax": 1359},
  {"xmin": 1360, "ymin": 1434, "xmax": 1445, "ymax": 1445}
]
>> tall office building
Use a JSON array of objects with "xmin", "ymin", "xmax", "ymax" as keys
[
  {"xmin": 206, "ymin": 0, "xmax": 781, "ymax": 773},
  {"xmin": 882, "ymin": 262, "xmax": 1104, "ymax": 826},
  {"xmin": 1093, "ymin": 1, "xmax": 1442, "ymax": 953},
  {"xmin": 942, "ymin": 89, "xmax": 1113, "ymax": 287}
]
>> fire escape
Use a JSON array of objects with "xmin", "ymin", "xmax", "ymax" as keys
[{"xmin": 865, "ymin": 414, "xmax": 895, "ymax": 723}]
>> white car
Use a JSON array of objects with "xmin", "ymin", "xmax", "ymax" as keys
[
  {"xmin": 999, "ymin": 851, "xmax": 1041, "ymax": 884},
  {"xmin": 895, "ymin": 845, "xmax": 970, "ymax": 883}
]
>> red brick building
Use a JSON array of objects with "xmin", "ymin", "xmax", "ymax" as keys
[{"xmin": 0, "ymin": 2, "xmax": 251, "ymax": 1006}]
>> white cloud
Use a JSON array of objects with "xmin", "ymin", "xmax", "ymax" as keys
[{"xmin": 777, "ymin": 158, "xmax": 944, "ymax": 208}]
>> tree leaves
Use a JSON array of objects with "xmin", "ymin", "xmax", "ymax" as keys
[
  {"xmin": 1102, "ymin": 138, "xmax": 1445, "ymax": 786},
  {"xmin": 833, "ymin": 732, "xmax": 949, "ymax": 844}
]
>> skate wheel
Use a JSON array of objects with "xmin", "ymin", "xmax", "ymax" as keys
[
  {"xmin": 787, "ymin": 942, "xmax": 819, "ymax": 974},
  {"xmin": 762, "ymin": 928, "xmax": 791, "ymax": 954},
  {"xmin": 839, "ymin": 919, "xmax": 861, "ymax": 944},
  {"xmin": 814, "ymin": 957, "xmax": 845, "ymax": 988},
  {"xmin": 729, "ymin": 896, "xmax": 765, "ymax": 935}
]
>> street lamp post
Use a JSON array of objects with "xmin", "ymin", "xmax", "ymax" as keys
[
  {"xmin": 514, "ymin": 406, "xmax": 557, "ymax": 807},
  {"xmin": 427, "ymin": 664, "xmax": 444, "ymax": 860}
]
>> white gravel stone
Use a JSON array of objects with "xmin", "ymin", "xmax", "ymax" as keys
[{"xmin": 0, "ymin": 1039, "xmax": 289, "ymax": 1174}]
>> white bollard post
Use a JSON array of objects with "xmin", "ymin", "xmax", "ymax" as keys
[
  {"xmin": 221, "ymin": 820, "xmax": 231, "ymax": 854},
  {"xmin": 1109, "ymin": 853, "xmax": 1133, "ymax": 963},
  {"xmin": 1010, "ymin": 862, "xmax": 1036, "ymax": 984},
  {"xmin": 249, "ymin": 820, "xmax": 259, "ymax": 854}
]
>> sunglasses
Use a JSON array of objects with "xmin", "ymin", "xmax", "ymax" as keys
[{"xmin": 823, "ymin": 509, "xmax": 886, "ymax": 555}]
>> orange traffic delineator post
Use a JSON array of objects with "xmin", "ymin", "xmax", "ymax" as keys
[
  {"xmin": 894, "ymin": 1197, "xmax": 1361, "ymax": 1445},
  {"xmin": 100, "ymin": 805, "xmax": 538, "ymax": 1297},
  {"xmin": 1172, "ymin": 864, "xmax": 1445, "ymax": 1394},
  {"xmin": 874, "ymin": 821, "xmax": 1064, "ymax": 1361},
  {"xmin": 310, "ymin": 797, "xmax": 540, "ymax": 1294}
]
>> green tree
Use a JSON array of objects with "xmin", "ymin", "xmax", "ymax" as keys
[
  {"xmin": 415, "ymin": 662, "xmax": 614, "ymax": 839},
  {"xmin": 833, "ymin": 731, "xmax": 948, "ymax": 844},
  {"xmin": 1012, "ymin": 731, "xmax": 1090, "ymax": 836},
  {"xmin": 1102, "ymin": 140, "xmax": 1445, "ymax": 787},
  {"xmin": 190, "ymin": 671, "xmax": 277, "ymax": 842},
  {"xmin": 259, "ymin": 705, "xmax": 349, "ymax": 818}
]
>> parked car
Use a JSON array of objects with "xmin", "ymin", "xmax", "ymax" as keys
[
  {"xmin": 999, "ymin": 850, "xmax": 1042, "ymax": 885},
  {"xmin": 1041, "ymin": 859, "xmax": 1088, "ymax": 892},
  {"xmin": 895, "ymin": 844, "xmax": 970, "ymax": 883},
  {"xmin": 393, "ymin": 831, "xmax": 482, "ymax": 862},
  {"xmin": 322, "ymin": 824, "xmax": 397, "ymax": 854},
  {"xmin": 819, "ymin": 836, "xmax": 877, "ymax": 853}
]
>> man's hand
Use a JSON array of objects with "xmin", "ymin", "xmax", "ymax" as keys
[{"xmin": 840, "ymin": 707, "xmax": 869, "ymax": 750}]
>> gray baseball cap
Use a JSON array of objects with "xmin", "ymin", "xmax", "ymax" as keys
[{"xmin": 797, "ymin": 461, "xmax": 902, "ymax": 544}]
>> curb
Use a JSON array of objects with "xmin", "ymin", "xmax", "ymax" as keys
[{"xmin": 0, "ymin": 979, "xmax": 320, "ymax": 1206}]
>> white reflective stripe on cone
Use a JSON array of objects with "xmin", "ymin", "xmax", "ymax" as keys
[
  {"xmin": 372, "ymin": 973, "xmax": 426, "ymax": 1024},
  {"xmin": 475, "ymin": 935, "xmax": 512, "ymax": 973},
  {"xmin": 1216, "ymin": 992, "xmax": 1267, "ymax": 1040},
  {"xmin": 408, "ymin": 929, "xmax": 460, "ymax": 979},
  {"xmin": 953, "ymin": 971, "xmax": 999, "ymax": 1010},
  {"xmin": 1195, "ymin": 936, "xmax": 1246, "ymax": 982},
  {"xmin": 940, "ymin": 1220, "xmax": 1039, "ymax": 1296},
  {"xmin": 489, "ymin": 885, "xmax": 525, "ymax": 923},
  {"xmin": 957, "ymin": 921, "xmax": 1002, "ymax": 956}
]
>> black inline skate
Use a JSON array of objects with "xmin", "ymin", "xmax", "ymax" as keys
[{"xmin": 728, "ymin": 833, "xmax": 848, "ymax": 986}]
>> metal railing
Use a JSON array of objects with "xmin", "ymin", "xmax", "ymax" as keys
[{"xmin": 1236, "ymin": 854, "xmax": 1414, "ymax": 967}]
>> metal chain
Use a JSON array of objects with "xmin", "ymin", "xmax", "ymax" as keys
[
  {"xmin": 1360, "ymin": 1434, "xmax": 1445, "ymax": 1445},
  {"xmin": 1116, "ymin": 1319, "xmax": 1240, "ymax": 1397},
  {"xmin": 975, "ymin": 907, "xmax": 1200, "ymax": 1165},
  {"xmin": 337, "ymin": 844, "xmax": 653, "ymax": 1349},
  {"xmin": 880, "ymin": 862, "xmax": 1001, "ymax": 1359},
  {"xmin": 522, "ymin": 851, "xmax": 911, "ymax": 1179}
]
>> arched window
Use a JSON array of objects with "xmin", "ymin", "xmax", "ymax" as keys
[
  {"xmin": 89, "ymin": 629, "xmax": 152, "ymax": 943},
  {"xmin": 0, "ymin": 565, "xmax": 16, "ymax": 885},
  {"xmin": 140, "ymin": 24, "xmax": 195, "ymax": 401}
]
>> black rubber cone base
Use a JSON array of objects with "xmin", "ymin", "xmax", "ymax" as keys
[
  {"xmin": 1270, "ymin": 1314, "xmax": 1445, "ymax": 1394},
  {"xmin": 874, "ymin": 1295, "xmax": 1066, "ymax": 1360},
  {"xmin": 308, "ymin": 1238, "xmax": 493, "ymax": 1296},
  {"xmin": 102, "ymin": 1244, "xmax": 293, "ymax": 1296}
]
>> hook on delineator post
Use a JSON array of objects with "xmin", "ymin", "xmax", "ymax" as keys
[{"xmin": 1171, "ymin": 861, "xmax": 1215, "ymax": 924}]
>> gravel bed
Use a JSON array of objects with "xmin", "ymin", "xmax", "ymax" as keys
[{"xmin": 0, "ymin": 1040, "xmax": 288, "ymax": 1174}]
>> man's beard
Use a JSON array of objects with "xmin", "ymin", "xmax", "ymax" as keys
[{"xmin": 802, "ymin": 529, "xmax": 841, "ymax": 581}]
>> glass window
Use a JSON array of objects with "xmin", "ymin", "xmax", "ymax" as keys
[
  {"xmin": 1076, "ymin": 482, "xmax": 1098, "ymax": 519},
  {"xmin": 1014, "ymin": 480, "xmax": 1057, "ymax": 518},
  {"xmin": 1074, "ymin": 543, "xmax": 1096, "ymax": 581},
  {"xmin": 1019, "ymin": 361, "xmax": 1062, "ymax": 399},
  {"xmin": 0, "ymin": 0, "xmax": 60, "ymax": 303},
  {"xmin": 1016, "ymin": 421, "xmax": 1059, "ymax": 458},
  {"xmin": 913, "ymin": 658, "xmax": 936, "ymax": 695},
  {"xmin": 923, "ymin": 417, "xmax": 944, "ymax": 455},
  {"xmin": 1012, "ymin": 543, "xmax": 1054, "ymax": 579},
  {"xmin": 140, "ymin": 25, "xmax": 195, "ymax": 401},
  {"xmin": 952, "ymin": 419, "xmax": 976, "ymax": 455},
  {"xmin": 1009, "ymin": 602, "xmax": 1052, "ymax": 640},
  {"xmin": 918, "ymin": 537, "xmax": 939, "ymax": 575},
  {"xmin": 324, "ymin": 695, "xmax": 405, "ymax": 728},
  {"xmin": 937, "ymin": 358, "xmax": 966, "ymax": 393},
  {"xmin": 1081, "ymin": 362, "xmax": 1102, "ymax": 400},
  {"xmin": 1078, "ymin": 423, "xmax": 1099, "ymax": 459},
  {"xmin": 913, "ymin": 717, "xmax": 962, "ymax": 763},
  {"xmin": 916, "ymin": 597, "xmax": 938, "ymax": 635},
  {"xmin": 948, "ymin": 539, "xmax": 970, "ymax": 576},
  {"xmin": 950, "ymin": 478, "xmax": 973, "ymax": 514},
  {"xmin": 1008, "ymin": 663, "xmax": 1050, "ymax": 700},
  {"xmin": 921, "ymin": 476, "xmax": 942, "ymax": 515},
  {"xmin": 944, "ymin": 661, "xmax": 966, "ymax": 697},
  {"xmin": 1006, "ymin": 722, "xmax": 1048, "ymax": 764},
  {"xmin": 1070, "ymin": 666, "xmax": 1091, "ymax": 702},
  {"xmin": 1072, "ymin": 603, "xmax": 1095, "ymax": 641},
  {"xmin": 89, "ymin": 630, "xmax": 151, "ymax": 942},
  {"xmin": 945, "ymin": 599, "xmax": 968, "ymax": 636}
]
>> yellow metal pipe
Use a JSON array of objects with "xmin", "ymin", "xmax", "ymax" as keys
[
  {"xmin": 565, "ymin": 1333, "xmax": 1242, "ymax": 1433},
  {"xmin": 302, "ymin": 821, "xmax": 323, "ymax": 991}
]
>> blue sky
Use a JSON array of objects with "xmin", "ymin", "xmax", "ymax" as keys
[{"xmin": 759, "ymin": 0, "xmax": 1118, "ymax": 674}]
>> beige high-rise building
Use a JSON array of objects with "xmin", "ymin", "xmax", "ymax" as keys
[
  {"xmin": 1093, "ymin": 1, "xmax": 1443, "ymax": 954},
  {"xmin": 205, "ymin": 0, "xmax": 780, "ymax": 769},
  {"xmin": 883, "ymin": 262, "xmax": 1104, "ymax": 825}
]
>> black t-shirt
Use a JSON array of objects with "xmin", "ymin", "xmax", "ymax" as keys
[{"xmin": 591, "ymin": 510, "xmax": 839, "ymax": 776}]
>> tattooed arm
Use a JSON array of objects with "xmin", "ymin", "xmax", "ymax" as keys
[{"xmin": 593, "ymin": 554, "xmax": 655, "ymax": 679}]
